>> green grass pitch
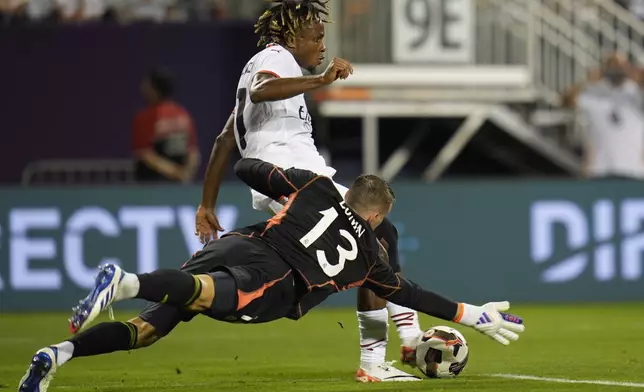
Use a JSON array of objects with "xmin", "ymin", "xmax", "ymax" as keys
[{"xmin": 2, "ymin": 303, "xmax": 644, "ymax": 391}]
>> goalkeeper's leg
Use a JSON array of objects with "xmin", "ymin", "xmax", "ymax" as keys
[
  {"xmin": 19, "ymin": 261, "xmax": 222, "ymax": 392},
  {"xmin": 69, "ymin": 263, "xmax": 217, "ymax": 333},
  {"xmin": 17, "ymin": 307, "xmax": 182, "ymax": 392}
]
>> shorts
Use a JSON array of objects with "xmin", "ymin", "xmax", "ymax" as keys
[{"xmin": 139, "ymin": 235, "xmax": 297, "ymax": 336}]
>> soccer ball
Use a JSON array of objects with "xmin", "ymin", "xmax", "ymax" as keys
[{"xmin": 415, "ymin": 326, "xmax": 469, "ymax": 378}]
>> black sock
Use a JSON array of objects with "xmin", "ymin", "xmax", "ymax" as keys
[
  {"xmin": 70, "ymin": 322, "xmax": 137, "ymax": 358},
  {"xmin": 135, "ymin": 269, "xmax": 201, "ymax": 307}
]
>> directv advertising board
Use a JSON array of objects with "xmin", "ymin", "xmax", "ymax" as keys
[{"xmin": 2, "ymin": 180, "xmax": 644, "ymax": 311}]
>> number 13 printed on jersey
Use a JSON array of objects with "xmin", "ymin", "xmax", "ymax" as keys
[{"xmin": 299, "ymin": 207, "xmax": 358, "ymax": 277}]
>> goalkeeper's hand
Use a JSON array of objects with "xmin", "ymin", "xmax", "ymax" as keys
[{"xmin": 454, "ymin": 301, "xmax": 525, "ymax": 345}]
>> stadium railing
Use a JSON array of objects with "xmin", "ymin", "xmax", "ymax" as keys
[{"xmin": 21, "ymin": 159, "xmax": 135, "ymax": 186}]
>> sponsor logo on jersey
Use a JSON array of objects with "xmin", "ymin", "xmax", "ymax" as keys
[{"xmin": 299, "ymin": 105, "xmax": 312, "ymax": 131}]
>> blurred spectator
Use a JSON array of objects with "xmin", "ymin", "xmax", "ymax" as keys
[
  {"xmin": 1, "ymin": 0, "xmax": 29, "ymax": 24},
  {"xmin": 2, "ymin": 0, "xmax": 108, "ymax": 23},
  {"xmin": 132, "ymin": 68, "xmax": 200, "ymax": 183},
  {"xmin": 24, "ymin": 0, "xmax": 56, "ymax": 21},
  {"xmin": 562, "ymin": 68, "xmax": 603, "ymax": 108},
  {"xmin": 58, "ymin": 0, "xmax": 107, "ymax": 21},
  {"xmin": 573, "ymin": 53, "xmax": 644, "ymax": 179},
  {"xmin": 166, "ymin": 0, "xmax": 226, "ymax": 22},
  {"xmin": 111, "ymin": 0, "xmax": 225, "ymax": 23},
  {"xmin": 110, "ymin": 0, "xmax": 175, "ymax": 23},
  {"xmin": 1, "ymin": 0, "xmax": 227, "ymax": 24}
]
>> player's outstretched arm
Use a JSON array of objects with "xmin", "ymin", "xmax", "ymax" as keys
[
  {"xmin": 363, "ymin": 264, "xmax": 525, "ymax": 346},
  {"xmin": 195, "ymin": 113, "xmax": 236, "ymax": 243},
  {"xmin": 233, "ymin": 158, "xmax": 318, "ymax": 202},
  {"xmin": 250, "ymin": 57, "xmax": 353, "ymax": 103}
]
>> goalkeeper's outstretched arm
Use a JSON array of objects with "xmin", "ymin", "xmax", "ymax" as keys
[{"xmin": 363, "ymin": 260, "xmax": 525, "ymax": 346}]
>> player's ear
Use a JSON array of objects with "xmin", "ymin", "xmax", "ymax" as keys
[{"xmin": 366, "ymin": 212, "xmax": 381, "ymax": 229}]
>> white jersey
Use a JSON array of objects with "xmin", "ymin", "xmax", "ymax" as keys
[
  {"xmin": 578, "ymin": 79, "xmax": 644, "ymax": 179},
  {"xmin": 233, "ymin": 44, "xmax": 336, "ymax": 211}
]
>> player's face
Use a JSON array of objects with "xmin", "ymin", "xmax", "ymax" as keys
[{"xmin": 293, "ymin": 21, "xmax": 326, "ymax": 71}]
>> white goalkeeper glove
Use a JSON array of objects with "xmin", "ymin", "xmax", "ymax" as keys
[{"xmin": 454, "ymin": 301, "xmax": 525, "ymax": 345}]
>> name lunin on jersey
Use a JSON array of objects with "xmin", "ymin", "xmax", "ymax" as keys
[{"xmin": 340, "ymin": 201, "xmax": 366, "ymax": 238}]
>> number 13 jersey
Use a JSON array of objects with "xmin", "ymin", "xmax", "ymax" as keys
[
  {"xmin": 234, "ymin": 44, "xmax": 335, "ymax": 182},
  {"xmin": 229, "ymin": 158, "xmax": 404, "ymax": 320}
]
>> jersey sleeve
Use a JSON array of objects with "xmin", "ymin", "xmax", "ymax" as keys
[
  {"xmin": 234, "ymin": 158, "xmax": 318, "ymax": 201},
  {"xmin": 363, "ymin": 259, "xmax": 459, "ymax": 322},
  {"xmin": 256, "ymin": 50, "xmax": 292, "ymax": 79}
]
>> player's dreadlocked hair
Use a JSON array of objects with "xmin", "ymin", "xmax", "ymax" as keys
[{"xmin": 254, "ymin": 0, "xmax": 331, "ymax": 47}]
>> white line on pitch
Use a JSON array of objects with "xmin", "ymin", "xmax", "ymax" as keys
[{"xmin": 488, "ymin": 373, "xmax": 644, "ymax": 388}]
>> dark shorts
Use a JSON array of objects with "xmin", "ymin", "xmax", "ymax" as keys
[{"xmin": 139, "ymin": 235, "xmax": 297, "ymax": 336}]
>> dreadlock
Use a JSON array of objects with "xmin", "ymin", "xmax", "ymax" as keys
[{"xmin": 254, "ymin": 0, "xmax": 331, "ymax": 48}]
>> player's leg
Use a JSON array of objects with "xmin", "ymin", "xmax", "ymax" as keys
[
  {"xmin": 18, "ymin": 304, "xmax": 183, "ymax": 392},
  {"xmin": 355, "ymin": 265, "xmax": 420, "ymax": 382},
  {"xmin": 373, "ymin": 216, "xmax": 423, "ymax": 363},
  {"xmin": 19, "ymin": 241, "xmax": 220, "ymax": 392},
  {"xmin": 68, "ymin": 262, "xmax": 209, "ymax": 333},
  {"xmin": 20, "ymin": 263, "xmax": 202, "ymax": 392},
  {"xmin": 356, "ymin": 287, "xmax": 414, "ymax": 382},
  {"xmin": 20, "ymin": 265, "xmax": 224, "ymax": 391},
  {"xmin": 331, "ymin": 183, "xmax": 397, "ymax": 377},
  {"xmin": 334, "ymin": 183, "xmax": 420, "ymax": 382},
  {"xmin": 261, "ymin": 182, "xmax": 419, "ymax": 380},
  {"xmin": 387, "ymin": 299, "xmax": 423, "ymax": 364}
]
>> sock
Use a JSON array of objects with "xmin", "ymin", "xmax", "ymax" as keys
[
  {"xmin": 114, "ymin": 272, "xmax": 140, "ymax": 301},
  {"xmin": 387, "ymin": 302, "xmax": 422, "ymax": 346},
  {"xmin": 68, "ymin": 322, "xmax": 137, "ymax": 359},
  {"xmin": 357, "ymin": 309, "xmax": 388, "ymax": 368},
  {"xmin": 51, "ymin": 341, "xmax": 74, "ymax": 367},
  {"xmin": 135, "ymin": 269, "xmax": 201, "ymax": 307}
]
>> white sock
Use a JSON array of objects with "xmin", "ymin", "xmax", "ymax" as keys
[
  {"xmin": 357, "ymin": 309, "xmax": 388, "ymax": 368},
  {"xmin": 387, "ymin": 302, "xmax": 422, "ymax": 346},
  {"xmin": 52, "ymin": 341, "xmax": 74, "ymax": 367},
  {"xmin": 113, "ymin": 272, "xmax": 140, "ymax": 301}
]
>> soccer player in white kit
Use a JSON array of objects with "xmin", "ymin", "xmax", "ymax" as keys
[{"xmin": 195, "ymin": 0, "xmax": 422, "ymax": 382}]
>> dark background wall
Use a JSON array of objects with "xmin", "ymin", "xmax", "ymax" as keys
[{"xmin": 0, "ymin": 22, "xmax": 258, "ymax": 183}]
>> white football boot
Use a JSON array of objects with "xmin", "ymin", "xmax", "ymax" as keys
[
  {"xmin": 355, "ymin": 361, "xmax": 421, "ymax": 382},
  {"xmin": 69, "ymin": 263, "xmax": 123, "ymax": 334},
  {"xmin": 18, "ymin": 347, "xmax": 58, "ymax": 392}
]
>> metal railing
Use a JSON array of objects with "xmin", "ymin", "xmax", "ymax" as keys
[
  {"xmin": 22, "ymin": 159, "xmax": 135, "ymax": 186},
  {"xmin": 326, "ymin": 0, "xmax": 644, "ymax": 104},
  {"xmin": 327, "ymin": 0, "xmax": 533, "ymax": 65}
]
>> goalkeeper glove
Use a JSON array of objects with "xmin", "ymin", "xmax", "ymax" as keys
[{"xmin": 454, "ymin": 301, "xmax": 525, "ymax": 345}]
